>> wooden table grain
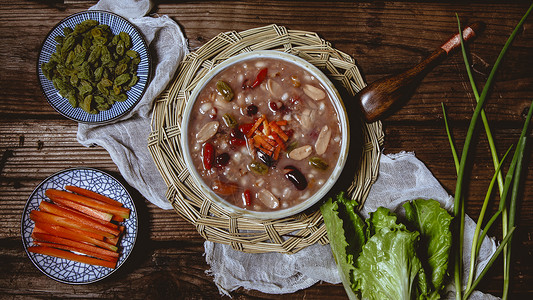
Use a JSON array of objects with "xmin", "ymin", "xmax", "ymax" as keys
[{"xmin": 1, "ymin": 1, "xmax": 532, "ymax": 298}]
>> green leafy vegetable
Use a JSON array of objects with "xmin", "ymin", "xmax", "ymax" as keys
[
  {"xmin": 404, "ymin": 199, "xmax": 453, "ymax": 296},
  {"xmin": 356, "ymin": 228, "xmax": 427, "ymax": 300},
  {"xmin": 321, "ymin": 196, "xmax": 360, "ymax": 299},
  {"xmin": 322, "ymin": 193, "xmax": 452, "ymax": 300}
]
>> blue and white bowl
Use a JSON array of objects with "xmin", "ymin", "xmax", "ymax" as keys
[
  {"xmin": 21, "ymin": 168, "xmax": 138, "ymax": 284},
  {"xmin": 37, "ymin": 11, "xmax": 151, "ymax": 124}
]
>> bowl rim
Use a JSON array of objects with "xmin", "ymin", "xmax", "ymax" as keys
[{"xmin": 180, "ymin": 50, "xmax": 350, "ymax": 219}]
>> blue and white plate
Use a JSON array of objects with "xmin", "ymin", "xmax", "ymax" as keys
[
  {"xmin": 21, "ymin": 168, "xmax": 138, "ymax": 284},
  {"xmin": 37, "ymin": 11, "xmax": 151, "ymax": 124}
]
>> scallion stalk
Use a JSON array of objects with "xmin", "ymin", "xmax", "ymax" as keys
[{"xmin": 451, "ymin": 5, "xmax": 533, "ymax": 298}]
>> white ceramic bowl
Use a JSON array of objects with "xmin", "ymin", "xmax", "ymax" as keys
[{"xmin": 181, "ymin": 50, "xmax": 349, "ymax": 219}]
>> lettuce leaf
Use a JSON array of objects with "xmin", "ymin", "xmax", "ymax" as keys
[
  {"xmin": 322, "ymin": 192, "xmax": 452, "ymax": 300},
  {"xmin": 355, "ymin": 229, "xmax": 428, "ymax": 300},
  {"xmin": 365, "ymin": 206, "xmax": 406, "ymax": 238},
  {"xmin": 403, "ymin": 199, "xmax": 453, "ymax": 295},
  {"xmin": 321, "ymin": 192, "xmax": 366, "ymax": 299}
]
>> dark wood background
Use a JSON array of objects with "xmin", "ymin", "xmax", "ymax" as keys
[{"xmin": 1, "ymin": 0, "xmax": 532, "ymax": 298}]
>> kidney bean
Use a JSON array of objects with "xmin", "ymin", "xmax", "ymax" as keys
[
  {"xmin": 283, "ymin": 165, "xmax": 307, "ymax": 190},
  {"xmin": 229, "ymin": 137, "xmax": 246, "ymax": 147},
  {"xmin": 239, "ymin": 123, "xmax": 254, "ymax": 135},
  {"xmin": 215, "ymin": 152, "xmax": 230, "ymax": 167},
  {"xmin": 257, "ymin": 149, "xmax": 274, "ymax": 167},
  {"xmin": 268, "ymin": 101, "xmax": 279, "ymax": 112},
  {"xmin": 246, "ymin": 104, "xmax": 258, "ymax": 116}
]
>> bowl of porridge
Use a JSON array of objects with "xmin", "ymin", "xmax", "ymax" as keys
[{"xmin": 181, "ymin": 50, "xmax": 349, "ymax": 219}]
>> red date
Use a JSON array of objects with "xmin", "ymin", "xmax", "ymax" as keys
[
  {"xmin": 251, "ymin": 68, "xmax": 268, "ymax": 88},
  {"xmin": 243, "ymin": 189, "xmax": 252, "ymax": 206},
  {"xmin": 202, "ymin": 142, "xmax": 215, "ymax": 170},
  {"xmin": 212, "ymin": 180, "xmax": 238, "ymax": 195}
]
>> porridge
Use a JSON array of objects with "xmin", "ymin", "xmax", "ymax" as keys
[{"xmin": 187, "ymin": 56, "xmax": 343, "ymax": 211}]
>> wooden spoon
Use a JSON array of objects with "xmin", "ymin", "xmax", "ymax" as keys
[{"xmin": 357, "ymin": 22, "xmax": 485, "ymax": 122}]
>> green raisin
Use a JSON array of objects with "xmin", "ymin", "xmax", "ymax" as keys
[
  {"xmin": 249, "ymin": 161, "xmax": 269, "ymax": 175},
  {"xmin": 127, "ymin": 74, "xmax": 138, "ymax": 87},
  {"xmin": 115, "ymin": 63, "xmax": 128, "ymax": 76},
  {"xmin": 116, "ymin": 40, "xmax": 125, "ymax": 56},
  {"xmin": 114, "ymin": 73, "xmax": 130, "ymax": 86},
  {"xmin": 216, "ymin": 80, "xmax": 234, "ymax": 102},
  {"xmin": 309, "ymin": 157, "xmax": 329, "ymax": 170},
  {"xmin": 80, "ymin": 94, "xmax": 93, "ymax": 113},
  {"xmin": 126, "ymin": 50, "xmax": 139, "ymax": 58},
  {"xmin": 119, "ymin": 32, "xmax": 132, "ymax": 49},
  {"xmin": 222, "ymin": 113, "xmax": 238, "ymax": 128}
]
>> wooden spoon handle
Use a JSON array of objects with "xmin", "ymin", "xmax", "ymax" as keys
[{"xmin": 357, "ymin": 22, "xmax": 484, "ymax": 122}]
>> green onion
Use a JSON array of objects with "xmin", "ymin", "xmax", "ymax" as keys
[
  {"xmin": 449, "ymin": 5, "xmax": 533, "ymax": 298},
  {"xmin": 466, "ymin": 146, "xmax": 511, "ymax": 291},
  {"xmin": 463, "ymin": 226, "xmax": 517, "ymax": 300}
]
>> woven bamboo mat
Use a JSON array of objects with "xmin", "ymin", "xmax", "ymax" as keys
[{"xmin": 148, "ymin": 24, "xmax": 384, "ymax": 254}]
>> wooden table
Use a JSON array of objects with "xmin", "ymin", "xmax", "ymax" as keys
[{"xmin": 1, "ymin": 1, "xmax": 532, "ymax": 298}]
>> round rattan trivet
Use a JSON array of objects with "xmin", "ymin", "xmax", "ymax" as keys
[{"xmin": 148, "ymin": 24, "xmax": 384, "ymax": 254}]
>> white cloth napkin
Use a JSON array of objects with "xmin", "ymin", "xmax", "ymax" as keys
[
  {"xmin": 75, "ymin": 1, "xmax": 499, "ymax": 298},
  {"xmin": 205, "ymin": 152, "xmax": 499, "ymax": 299},
  {"xmin": 77, "ymin": 0, "xmax": 187, "ymax": 210}
]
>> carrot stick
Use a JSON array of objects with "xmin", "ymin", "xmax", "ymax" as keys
[
  {"xmin": 34, "ymin": 222, "xmax": 117, "ymax": 252},
  {"xmin": 270, "ymin": 132, "xmax": 286, "ymax": 150},
  {"xmin": 247, "ymin": 115, "xmax": 266, "ymax": 138},
  {"xmin": 32, "ymin": 232, "xmax": 120, "ymax": 259},
  {"xmin": 64, "ymin": 186, "xmax": 123, "ymax": 207},
  {"xmin": 253, "ymin": 135, "xmax": 275, "ymax": 151},
  {"xmin": 33, "ymin": 241, "xmax": 118, "ymax": 263},
  {"xmin": 40, "ymin": 200, "xmax": 119, "ymax": 230},
  {"xmin": 104, "ymin": 226, "xmax": 124, "ymax": 246},
  {"xmin": 269, "ymin": 121, "xmax": 288, "ymax": 141},
  {"xmin": 30, "ymin": 210, "xmax": 117, "ymax": 239},
  {"xmin": 111, "ymin": 215, "xmax": 124, "ymax": 223},
  {"xmin": 27, "ymin": 246, "xmax": 116, "ymax": 269},
  {"xmin": 276, "ymin": 120, "xmax": 287, "ymax": 126},
  {"xmin": 52, "ymin": 200, "xmax": 119, "ymax": 229},
  {"xmin": 51, "ymin": 196, "xmax": 113, "ymax": 222},
  {"xmin": 273, "ymin": 144, "xmax": 281, "ymax": 160},
  {"xmin": 38, "ymin": 202, "xmax": 120, "ymax": 236},
  {"xmin": 34, "ymin": 222, "xmax": 105, "ymax": 241},
  {"xmin": 257, "ymin": 132, "xmax": 277, "ymax": 147},
  {"xmin": 257, "ymin": 145, "xmax": 273, "ymax": 156},
  {"xmin": 34, "ymin": 241, "xmax": 118, "ymax": 265},
  {"xmin": 262, "ymin": 119, "xmax": 270, "ymax": 136},
  {"xmin": 46, "ymin": 189, "xmax": 130, "ymax": 219}
]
